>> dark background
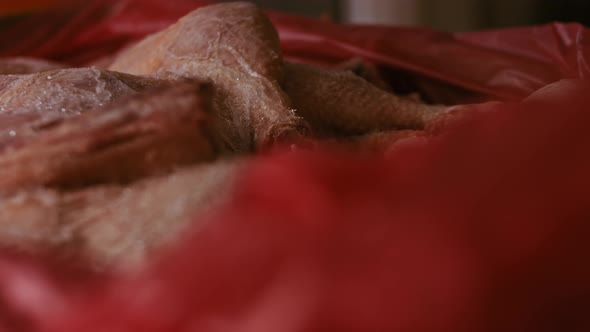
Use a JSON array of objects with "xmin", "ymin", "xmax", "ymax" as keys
[
  {"xmin": 218, "ymin": 0, "xmax": 590, "ymax": 31},
  {"xmin": 536, "ymin": 0, "xmax": 590, "ymax": 26}
]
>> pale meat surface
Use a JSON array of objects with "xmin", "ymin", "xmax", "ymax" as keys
[
  {"xmin": 0, "ymin": 80, "xmax": 215, "ymax": 191},
  {"xmin": 0, "ymin": 161, "xmax": 240, "ymax": 269},
  {"xmin": 110, "ymin": 2, "xmax": 308, "ymax": 152},
  {"xmin": 284, "ymin": 62, "xmax": 445, "ymax": 137},
  {"xmin": 0, "ymin": 68, "xmax": 165, "ymax": 117}
]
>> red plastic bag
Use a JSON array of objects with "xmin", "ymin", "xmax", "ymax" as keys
[
  {"xmin": 1, "ymin": 0, "xmax": 589, "ymax": 103},
  {"xmin": 0, "ymin": 0, "xmax": 73, "ymax": 15},
  {"xmin": 0, "ymin": 2, "xmax": 589, "ymax": 332}
]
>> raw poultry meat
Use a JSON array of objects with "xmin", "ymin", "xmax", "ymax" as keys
[
  {"xmin": 336, "ymin": 58, "xmax": 392, "ymax": 91},
  {"xmin": 109, "ymin": 2, "xmax": 309, "ymax": 152},
  {"xmin": 0, "ymin": 80, "xmax": 215, "ymax": 192},
  {"xmin": 0, "ymin": 2, "xmax": 451, "ymax": 274},
  {"xmin": 284, "ymin": 62, "xmax": 446, "ymax": 137},
  {"xmin": 0, "ymin": 68, "xmax": 165, "ymax": 117},
  {"xmin": 0, "ymin": 160, "xmax": 240, "ymax": 269}
]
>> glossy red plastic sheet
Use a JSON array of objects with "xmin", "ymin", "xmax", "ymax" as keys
[{"xmin": 1, "ymin": 0, "xmax": 589, "ymax": 103}]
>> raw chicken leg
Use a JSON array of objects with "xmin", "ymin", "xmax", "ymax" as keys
[
  {"xmin": 284, "ymin": 62, "xmax": 445, "ymax": 137},
  {"xmin": 110, "ymin": 2, "xmax": 309, "ymax": 152}
]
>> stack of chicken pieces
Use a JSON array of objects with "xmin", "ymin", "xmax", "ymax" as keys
[{"xmin": 0, "ymin": 2, "xmax": 449, "ymax": 270}]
